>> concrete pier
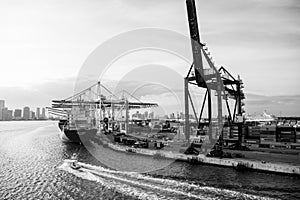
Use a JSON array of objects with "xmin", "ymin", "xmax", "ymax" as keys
[{"xmin": 99, "ymin": 140, "xmax": 300, "ymax": 175}]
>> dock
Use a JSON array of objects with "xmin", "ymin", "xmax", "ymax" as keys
[{"xmin": 94, "ymin": 137, "xmax": 300, "ymax": 176}]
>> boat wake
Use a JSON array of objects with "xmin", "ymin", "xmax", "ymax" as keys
[{"xmin": 58, "ymin": 160, "xmax": 277, "ymax": 200}]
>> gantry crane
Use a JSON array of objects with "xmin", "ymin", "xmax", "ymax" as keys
[
  {"xmin": 185, "ymin": 0, "xmax": 246, "ymax": 154},
  {"xmin": 49, "ymin": 82, "xmax": 158, "ymax": 134}
]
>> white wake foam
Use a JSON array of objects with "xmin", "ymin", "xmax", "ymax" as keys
[{"xmin": 58, "ymin": 161, "xmax": 277, "ymax": 200}]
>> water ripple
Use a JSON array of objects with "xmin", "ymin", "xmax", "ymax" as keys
[{"xmin": 0, "ymin": 121, "xmax": 299, "ymax": 200}]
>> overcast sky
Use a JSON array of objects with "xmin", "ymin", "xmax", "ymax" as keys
[{"xmin": 0, "ymin": 0, "xmax": 299, "ymax": 116}]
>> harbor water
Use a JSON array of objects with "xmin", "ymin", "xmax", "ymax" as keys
[{"xmin": 1, "ymin": 121, "xmax": 300, "ymax": 200}]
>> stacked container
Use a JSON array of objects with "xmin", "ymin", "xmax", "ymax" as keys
[
  {"xmin": 259, "ymin": 125, "xmax": 276, "ymax": 148},
  {"xmin": 260, "ymin": 125, "xmax": 276, "ymax": 143},
  {"xmin": 222, "ymin": 126, "xmax": 230, "ymax": 139},
  {"xmin": 296, "ymin": 127, "xmax": 300, "ymax": 143},
  {"xmin": 277, "ymin": 126, "xmax": 296, "ymax": 143},
  {"xmin": 245, "ymin": 126, "xmax": 260, "ymax": 145},
  {"xmin": 247, "ymin": 126, "xmax": 260, "ymax": 138},
  {"xmin": 230, "ymin": 126, "xmax": 239, "ymax": 139}
]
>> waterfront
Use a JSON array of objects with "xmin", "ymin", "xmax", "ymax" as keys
[{"xmin": 0, "ymin": 121, "xmax": 299, "ymax": 199}]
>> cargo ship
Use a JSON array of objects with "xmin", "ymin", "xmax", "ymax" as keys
[
  {"xmin": 47, "ymin": 82, "xmax": 103, "ymax": 144},
  {"xmin": 48, "ymin": 82, "xmax": 158, "ymax": 144}
]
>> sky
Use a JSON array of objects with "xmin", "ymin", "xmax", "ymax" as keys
[{"xmin": 0, "ymin": 0, "xmax": 299, "ymax": 116}]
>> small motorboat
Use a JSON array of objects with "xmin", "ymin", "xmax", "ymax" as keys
[
  {"xmin": 70, "ymin": 153, "xmax": 81, "ymax": 170},
  {"xmin": 71, "ymin": 153, "xmax": 78, "ymax": 160},
  {"xmin": 70, "ymin": 161, "xmax": 81, "ymax": 170}
]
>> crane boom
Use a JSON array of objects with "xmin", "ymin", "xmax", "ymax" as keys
[
  {"xmin": 186, "ymin": 0, "xmax": 204, "ymax": 86},
  {"xmin": 186, "ymin": 0, "xmax": 212, "ymax": 124}
]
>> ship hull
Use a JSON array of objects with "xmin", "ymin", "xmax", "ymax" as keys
[{"xmin": 58, "ymin": 120, "xmax": 98, "ymax": 144}]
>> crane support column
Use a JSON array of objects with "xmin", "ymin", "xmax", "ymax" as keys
[{"xmin": 184, "ymin": 78, "xmax": 190, "ymax": 141}]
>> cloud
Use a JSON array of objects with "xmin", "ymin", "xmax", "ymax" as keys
[
  {"xmin": 0, "ymin": 0, "xmax": 299, "ymax": 115},
  {"xmin": 0, "ymin": 77, "xmax": 76, "ymax": 110},
  {"xmin": 245, "ymin": 93, "xmax": 300, "ymax": 116}
]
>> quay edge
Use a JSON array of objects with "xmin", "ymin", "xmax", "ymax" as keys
[{"xmin": 95, "ymin": 139, "xmax": 300, "ymax": 176}]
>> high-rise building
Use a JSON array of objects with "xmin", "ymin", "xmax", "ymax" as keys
[
  {"xmin": 149, "ymin": 112, "xmax": 154, "ymax": 119},
  {"xmin": 0, "ymin": 100, "xmax": 5, "ymax": 108},
  {"xmin": 7, "ymin": 110, "xmax": 13, "ymax": 120},
  {"xmin": 144, "ymin": 111, "xmax": 148, "ymax": 119},
  {"xmin": 1, "ymin": 107, "xmax": 8, "ymax": 120},
  {"xmin": 180, "ymin": 112, "xmax": 184, "ymax": 120},
  {"xmin": 23, "ymin": 106, "xmax": 30, "ymax": 120},
  {"xmin": 36, "ymin": 107, "xmax": 40, "ymax": 119},
  {"xmin": 30, "ymin": 111, "xmax": 35, "ymax": 120},
  {"xmin": 136, "ymin": 111, "xmax": 141, "ymax": 119},
  {"xmin": 41, "ymin": 108, "xmax": 46, "ymax": 119},
  {"xmin": 0, "ymin": 100, "xmax": 4, "ymax": 120},
  {"xmin": 14, "ymin": 109, "xmax": 22, "ymax": 120},
  {"xmin": 189, "ymin": 114, "xmax": 195, "ymax": 119},
  {"xmin": 170, "ymin": 113, "xmax": 175, "ymax": 119}
]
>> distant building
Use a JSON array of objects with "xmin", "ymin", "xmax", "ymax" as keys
[
  {"xmin": 169, "ymin": 113, "xmax": 175, "ymax": 119},
  {"xmin": 137, "ymin": 111, "xmax": 142, "ymax": 119},
  {"xmin": 1, "ymin": 107, "xmax": 8, "ymax": 120},
  {"xmin": 14, "ymin": 109, "xmax": 22, "ymax": 120},
  {"xmin": 180, "ymin": 112, "xmax": 184, "ymax": 120},
  {"xmin": 30, "ymin": 111, "xmax": 35, "ymax": 120},
  {"xmin": 0, "ymin": 100, "xmax": 4, "ymax": 120},
  {"xmin": 41, "ymin": 108, "xmax": 46, "ymax": 119},
  {"xmin": 23, "ymin": 106, "xmax": 30, "ymax": 120},
  {"xmin": 36, "ymin": 107, "xmax": 40, "ymax": 119},
  {"xmin": 144, "ymin": 111, "xmax": 148, "ymax": 119},
  {"xmin": 0, "ymin": 100, "xmax": 4, "ymax": 108},
  {"xmin": 132, "ymin": 111, "xmax": 143, "ymax": 119},
  {"xmin": 7, "ymin": 110, "xmax": 13, "ymax": 120},
  {"xmin": 149, "ymin": 112, "xmax": 154, "ymax": 119}
]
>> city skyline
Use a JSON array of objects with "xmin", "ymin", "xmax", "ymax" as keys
[{"xmin": 0, "ymin": 99, "xmax": 47, "ymax": 120}]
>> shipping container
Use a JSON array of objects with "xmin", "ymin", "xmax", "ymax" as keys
[
  {"xmin": 260, "ymin": 125, "xmax": 276, "ymax": 132},
  {"xmin": 278, "ymin": 135, "xmax": 295, "ymax": 139},
  {"xmin": 247, "ymin": 144, "xmax": 259, "ymax": 148},
  {"xmin": 270, "ymin": 144, "xmax": 291, "ymax": 149},
  {"xmin": 291, "ymin": 144, "xmax": 300, "ymax": 149},
  {"xmin": 260, "ymin": 138, "xmax": 276, "ymax": 144},
  {"xmin": 260, "ymin": 134, "xmax": 276, "ymax": 138},
  {"xmin": 245, "ymin": 139, "xmax": 259, "ymax": 144},
  {"xmin": 278, "ymin": 138, "xmax": 295, "ymax": 143},
  {"xmin": 279, "ymin": 131, "xmax": 294, "ymax": 134},
  {"xmin": 260, "ymin": 130, "xmax": 276, "ymax": 135},
  {"xmin": 148, "ymin": 141, "xmax": 155, "ymax": 149},
  {"xmin": 259, "ymin": 143, "xmax": 270, "ymax": 148}
]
